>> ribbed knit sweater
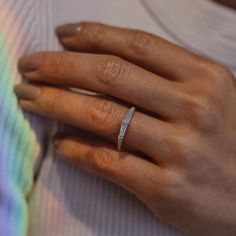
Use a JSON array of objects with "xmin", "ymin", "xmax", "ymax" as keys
[
  {"xmin": 0, "ymin": 1, "xmax": 235, "ymax": 236},
  {"xmin": 0, "ymin": 0, "xmax": 52, "ymax": 235}
]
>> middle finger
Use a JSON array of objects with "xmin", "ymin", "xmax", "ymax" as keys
[{"xmin": 18, "ymin": 51, "xmax": 184, "ymax": 119}]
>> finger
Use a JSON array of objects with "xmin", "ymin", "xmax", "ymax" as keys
[
  {"xmin": 56, "ymin": 22, "xmax": 204, "ymax": 80},
  {"xmin": 18, "ymin": 51, "xmax": 184, "ymax": 119},
  {"xmin": 14, "ymin": 83, "xmax": 175, "ymax": 161},
  {"xmin": 53, "ymin": 133, "xmax": 164, "ymax": 199}
]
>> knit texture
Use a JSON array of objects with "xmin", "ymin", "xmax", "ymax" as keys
[
  {"xmin": 0, "ymin": 0, "xmax": 51, "ymax": 235},
  {"xmin": 1, "ymin": 1, "xmax": 235, "ymax": 236}
]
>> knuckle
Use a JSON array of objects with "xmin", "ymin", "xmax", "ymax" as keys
[
  {"xmin": 171, "ymin": 134, "xmax": 196, "ymax": 160},
  {"xmin": 163, "ymin": 170, "xmax": 189, "ymax": 203},
  {"xmin": 91, "ymin": 148, "xmax": 115, "ymax": 173},
  {"xmin": 45, "ymin": 89, "xmax": 62, "ymax": 114},
  {"xmin": 158, "ymin": 133, "xmax": 189, "ymax": 163},
  {"xmin": 202, "ymin": 61, "xmax": 234, "ymax": 85},
  {"xmin": 128, "ymin": 31, "xmax": 153, "ymax": 56},
  {"xmin": 94, "ymin": 57, "xmax": 128, "ymax": 87},
  {"xmin": 210, "ymin": 63, "xmax": 232, "ymax": 79},
  {"xmin": 144, "ymin": 167, "xmax": 164, "ymax": 188},
  {"xmin": 43, "ymin": 53, "xmax": 72, "ymax": 78},
  {"xmin": 87, "ymin": 99, "xmax": 114, "ymax": 129},
  {"xmin": 88, "ymin": 23, "xmax": 106, "ymax": 44},
  {"xmin": 185, "ymin": 94, "xmax": 222, "ymax": 132}
]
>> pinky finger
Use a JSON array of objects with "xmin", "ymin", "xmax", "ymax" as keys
[{"xmin": 53, "ymin": 134, "xmax": 164, "ymax": 199}]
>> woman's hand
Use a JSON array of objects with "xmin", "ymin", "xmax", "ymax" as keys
[{"xmin": 15, "ymin": 22, "xmax": 236, "ymax": 236}]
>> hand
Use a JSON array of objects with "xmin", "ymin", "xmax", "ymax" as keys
[{"xmin": 15, "ymin": 22, "xmax": 236, "ymax": 236}]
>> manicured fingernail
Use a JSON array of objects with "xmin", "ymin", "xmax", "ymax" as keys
[
  {"xmin": 56, "ymin": 23, "xmax": 82, "ymax": 38},
  {"xmin": 18, "ymin": 53, "xmax": 43, "ymax": 72},
  {"xmin": 14, "ymin": 84, "xmax": 41, "ymax": 100}
]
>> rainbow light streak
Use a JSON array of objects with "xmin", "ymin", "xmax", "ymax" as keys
[{"xmin": 0, "ymin": 1, "xmax": 40, "ymax": 235}]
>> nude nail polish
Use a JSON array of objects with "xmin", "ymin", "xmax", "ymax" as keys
[
  {"xmin": 56, "ymin": 23, "xmax": 82, "ymax": 38},
  {"xmin": 18, "ymin": 53, "xmax": 43, "ymax": 72},
  {"xmin": 14, "ymin": 84, "xmax": 41, "ymax": 100}
]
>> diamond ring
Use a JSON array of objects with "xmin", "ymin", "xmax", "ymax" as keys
[{"xmin": 117, "ymin": 107, "xmax": 135, "ymax": 151}]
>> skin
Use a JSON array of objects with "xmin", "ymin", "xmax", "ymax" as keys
[
  {"xmin": 214, "ymin": 0, "xmax": 236, "ymax": 9},
  {"xmin": 14, "ymin": 22, "xmax": 236, "ymax": 236}
]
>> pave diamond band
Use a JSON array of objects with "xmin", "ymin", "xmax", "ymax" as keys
[{"xmin": 117, "ymin": 107, "xmax": 135, "ymax": 151}]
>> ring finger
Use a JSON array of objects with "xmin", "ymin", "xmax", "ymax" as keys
[{"xmin": 14, "ymin": 83, "xmax": 175, "ymax": 161}]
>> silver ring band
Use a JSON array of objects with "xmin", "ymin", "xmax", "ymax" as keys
[{"xmin": 117, "ymin": 107, "xmax": 135, "ymax": 151}]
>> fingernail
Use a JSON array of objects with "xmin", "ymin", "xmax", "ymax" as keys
[
  {"xmin": 18, "ymin": 53, "xmax": 43, "ymax": 72},
  {"xmin": 14, "ymin": 84, "xmax": 42, "ymax": 100},
  {"xmin": 56, "ymin": 23, "xmax": 82, "ymax": 38}
]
